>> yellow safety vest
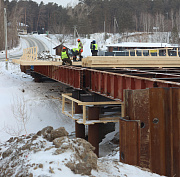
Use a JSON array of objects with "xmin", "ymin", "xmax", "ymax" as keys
[
  {"xmin": 91, "ymin": 44, "xmax": 98, "ymax": 50},
  {"xmin": 78, "ymin": 42, "xmax": 83, "ymax": 49},
  {"xmin": 73, "ymin": 48, "xmax": 79, "ymax": 52},
  {"xmin": 61, "ymin": 51, "xmax": 68, "ymax": 59}
]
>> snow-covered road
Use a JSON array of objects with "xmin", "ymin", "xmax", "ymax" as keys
[{"xmin": 0, "ymin": 34, "xmax": 51, "ymax": 60}]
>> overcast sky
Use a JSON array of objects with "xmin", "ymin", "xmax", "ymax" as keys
[{"xmin": 33, "ymin": 0, "xmax": 79, "ymax": 7}]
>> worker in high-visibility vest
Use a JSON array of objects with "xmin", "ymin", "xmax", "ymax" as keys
[
  {"xmin": 61, "ymin": 47, "xmax": 72, "ymax": 65},
  {"xmin": 90, "ymin": 40, "xmax": 98, "ymax": 56},
  {"xmin": 71, "ymin": 48, "xmax": 83, "ymax": 61},
  {"xmin": 77, "ymin": 39, "xmax": 83, "ymax": 61}
]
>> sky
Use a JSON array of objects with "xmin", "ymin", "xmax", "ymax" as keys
[{"xmin": 33, "ymin": 0, "xmax": 79, "ymax": 7}]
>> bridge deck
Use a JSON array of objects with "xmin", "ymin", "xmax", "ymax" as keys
[
  {"xmin": 13, "ymin": 55, "xmax": 180, "ymax": 68},
  {"xmin": 12, "ymin": 59, "xmax": 82, "ymax": 66}
]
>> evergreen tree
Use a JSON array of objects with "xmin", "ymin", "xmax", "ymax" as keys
[{"xmin": 1, "ymin": 0, "xmax": 180, "ymax": 49}]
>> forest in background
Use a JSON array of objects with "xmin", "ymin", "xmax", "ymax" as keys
[{"xmin": 0, "ymin": 0, "xmax": 180, "ymax": 50}]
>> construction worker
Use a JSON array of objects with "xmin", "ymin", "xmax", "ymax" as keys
[
  {"xmin": 77, "ymin": 39, "xmax": 83, "ymax": 60},
  {"xmin": 91, "ymin": 40, "xmax": 98, "ymax": 56},
  {"xmin": 71, "ymin": 48, "xmax": 83, "ymax": 61},
  {"xmin": 61, "ymin": 47, "xmax": 72, "ymax": 65}
]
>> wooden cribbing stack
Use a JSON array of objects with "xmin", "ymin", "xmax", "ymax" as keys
[
  {"xmin": 82, "ymin": 48, "xmax": 180, "ymax": 68},
  {"xmin": 82, "ymin": 56, "xmax": 180, "ymax": 68}
]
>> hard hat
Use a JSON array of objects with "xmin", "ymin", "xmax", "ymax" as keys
[
  {"xmin": 63, "ymin": 47, "xmax": 66, "ymax": 50},
  {"xmin": 77, "ymin": 39, "xmax": 80, "ymax": 42},
  {"xmin": 80, "ymin": 49, "xmax": 83, "ymax": 53}
]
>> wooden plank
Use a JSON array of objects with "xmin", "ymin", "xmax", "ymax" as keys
[
  {"xmin": 78, "ymin": 101, "xmax": 123, "ymax": 106},
  {"xmin": 12, "ymin": 59, "xmax": 62, "ymax": 66},
  {"xmin": 82, "ymin": 64, "xmax": 180, "ymax": 68},
  {"xmin": 12, "ymin": 59, "xmax": 81, "ymax": 66},
  {"xmin": 89, "ymin": 60, "xmax": 180, "ymax": 64},
  {"xmin": 12, "ymin": 59, "xmax": 21, "ymax": 64},
  {"xmin": 82, "ymin": 56, "xmax": 180, "ymax": 68},
  {"xmin": 89, "ymin": 57, "xmax": 180, "ymax": 61},
  {"xmin": 62, "ymin": 93, "xmax": 124, "ymax": 125},
  {"xmin": 72, "ymin": 101, "xmax": 74, "ymax": 118},
  {"xmin": 62, "ymin": 96, "xmax": 65, "ymax": 113},
  {"xmin": 99, "ymin": 117, "xmax": 119, "ymax": 120},
  {"xmin": 77, "ymin": 119, "xmax": 119, "ymax": 125},
  {"xmin": 62, "ymin": 93, "xmax": 82, "ymax": 104},
  {"xmin": 72, "ymin": 61, "xmax": 82, "ymax": 65},
  {"xmin": 83, "ymin": 56, "xmax": 180, "ymax": 61},
  {"xmin": 83, "ymin": 105, "xmax": 86, "ymax": 124},
  {"xmin": 62, "ymin": 93, "xmax": 123, "ymax": 105}
]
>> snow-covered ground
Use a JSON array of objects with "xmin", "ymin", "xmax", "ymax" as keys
[{"xmin": 0, "ymin": 33, "xmax": 166, "ymax": 176}]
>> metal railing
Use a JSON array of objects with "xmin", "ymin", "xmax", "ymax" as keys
[{"xmin": 105, "ymin": 47, "xmax": 180, "ymax": 57}]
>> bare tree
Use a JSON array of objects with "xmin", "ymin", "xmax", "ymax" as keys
[{"xmin": 4, "ymin": 95, "xmax": 31, "ymax": 136}]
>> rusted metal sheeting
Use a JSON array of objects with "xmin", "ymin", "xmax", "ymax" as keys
[
  {"xmin": 124, "ymin": 89, "xmax": 151, "ymax": 169},
  {"xmin": 149, "ymin": 88, "xmax": 167, "ymax": 175},
  {"xmin": 52, "ymin": 66, "xmax": 59, "ymax": 81},
  {"xmin": 149, "ymin": 87, "xmax": 179, "ymax": 176},
  {"xmin": 34, "ymin": 66, "xmax": 84, "ymax": 89},
  {"xmin": 20, "ymin": 65, "xmax": 30, "ymax": 73},
  {"xmin": 122, "ymin": 88, "xmax": 180, "ymax": 177},
  {"xmin": 34, "ymin": 66, "xmax": 180, "ymax": 100},
  {"xmin": 59, "ymin": 66, "xmax": 83, "ymax": 89},
  {"xmin": 171, "ymin": 88, "xmax": 180, "ymax": 177},
  {"xmin": 119, "ymin": 118, "xmax": 141, "ymax": 166},
  {"xmin": 89, "ymin": 70, "xmax": 155, "ymax": 100},
  {"xmin": 34, "ymin": 66, "xmax": 44, "ymax": 75}
]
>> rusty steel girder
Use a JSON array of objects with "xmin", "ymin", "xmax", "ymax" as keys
[
  {"xmin": 33, "ymin": 66, "xmax": 180, "ymax": 101},
  {"xmin": 34, "ymin": 65, "xmax": 84, "ymax": 89},
  {"xmin": 87, "ymin": 69, "xmax": 180, "ymax": 100}
]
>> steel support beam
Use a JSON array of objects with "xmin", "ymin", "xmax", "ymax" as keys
[
  {"xmin": 71, "ymin": 90, "xmax": 85, "ymax": 139},
  {"xmin": 33, "ymin": 66, "xmax": 180, "ymax": 101},
  {"xmin": 88, "ymin": 107, "xmax": 100, "ymax": 157},
  {"xmin": 75, "ymin": 122, "xmax": 85, "ymax": 139}
]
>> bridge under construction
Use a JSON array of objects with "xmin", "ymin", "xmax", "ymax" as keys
[{"xmin": 12, "ymin": 46, "xmax": 180, "ymax": 177}]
